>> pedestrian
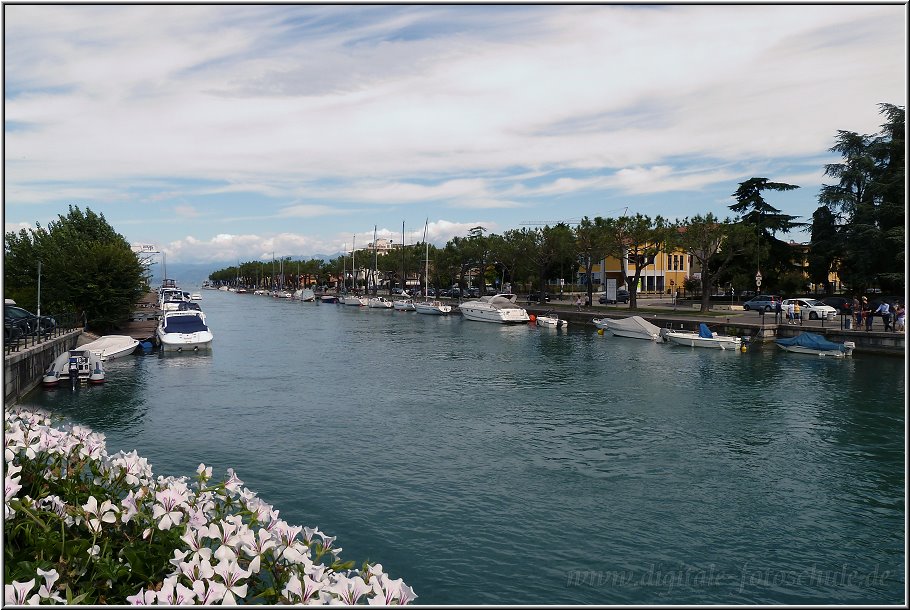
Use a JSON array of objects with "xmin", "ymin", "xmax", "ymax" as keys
[
  {"xmin": 862, "ymin": 296, "xmax": 873, "ymax": 331},
  {"xmin": 853, "ymin": 295, "xmax": 862, "ymax": 329},
  {"xmin": 793, "ymin": 301, "xmax": 801, "ymax": 325},
  {"xmin": 874, "ymin": 300, "xmax": 892, "ymax": 331},
  {"xmin": 894, "ymin": 302, "xmax": 905, "ymax": 332},
  {"xmin": 575, "ymin": 295, "xmax": 582, "ymax": 310},
  {"xmin": 775, "ymin": 298, "xmax": 783, "ymax": 324},
  {"xmin": 786, "ymin": 301, "xmax": 794, "ymax": 324}
]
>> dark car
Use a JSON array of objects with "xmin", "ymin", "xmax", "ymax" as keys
[
  {"xmin": 467, "ymin": 287, "xmax": 480, "ymax": 298},
  {"xmin": 599, "ymin": 289, "xmax": 629, "ymax": 304},
  {"xmin": 528, "ymin": 291, "xmax": 551, "ymax": 303},
  {"xmin": 4, "ymin": 304, "xmax": 56, "ymax": 335},
  {"xmin": 820, "ymin": 296, "xmax": 853, "ymax": 316}
]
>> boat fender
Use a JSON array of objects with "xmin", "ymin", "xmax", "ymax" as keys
[
  {"xmin": 597, "ymin": 328, "xmax": 604, "ymax": 335},
  {"xmin": 529, "ymin": 314, "xmax": 536, "ymax": 323},
  {"xmin": 140, "ymin": 341, "xmax": 153, "ymax": 352},
  {"xmin": 740, "ymin": 344, "xmax": 747, "ymax": 353}
]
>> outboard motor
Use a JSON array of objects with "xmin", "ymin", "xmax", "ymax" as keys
[{"xmin": 68, "ymin": 355, "xmax": 80, "ymax": 390}]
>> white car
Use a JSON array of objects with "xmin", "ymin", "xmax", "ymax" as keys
[{"xmin": 782, "ymin": 298, "xmax": 838, "ymax": 321}]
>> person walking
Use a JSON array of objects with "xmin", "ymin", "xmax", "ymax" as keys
[
  {"xmin": 874, "ymin": 300, "xmax": 892, "ymax": 331},
  {"xmin": 793, "ymin": 301, "xmax": 801, "ymax": 325},
  {"xmin": 786, "ymin": 301, "xmax": 795, "ymax": 324},
  {"xmin": 853, "ymin": 295, "xmax": 862, "ymax": 329},
  {"xmin": 575, "ymin": 295, "xmax": 583, "ymax": 310},
  {"xmin": 862, "ymin": 297, "xmax": 873, "ymax": 331},
  {"xmin": 894, "ymin": 302, "xmax": 905, "ymax": 332}
]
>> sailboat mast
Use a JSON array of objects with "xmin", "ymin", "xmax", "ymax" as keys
[
  {"xmin": 372, "ymin": 225, "xmax": 378, "ymax": 294},
  {"xmin": 352, "ymin": 234, "xmax": 356, "ymax": 293},
  {"xmin": 401, "ymin": 221, "xmax": 406, "ymax": 295},
  {"xmin": 423, "ymin": 218, "xmax": 429, "ymax": 300},
  {"xmin": 342, "ymin": 242, "xmax": 347, "ymax": 292}
]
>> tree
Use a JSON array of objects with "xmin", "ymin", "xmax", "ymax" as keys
[
  {"xmin": 670, "ymin": 214, "xmax": 744, "ymax": 312},
  {"xmin": 3, "ymin": 206, "xmax": 144, "ymax": 332},
  {"xmin": 573, "ymin": 216, "xmax": 613, "ymax": 307},
  {"xmin": 807, "ymin": 206, "xmax": 839, "ymax": 294},
  {"xmin": 818, "ymin": 103, "xmax": 905, "ymax": 293},
  {"xmin": 521, "ymin": 224, "xmax": 575, "ymax": 299},
  {"xmin": 603, "ymin": 214, "xmax": 670, "ymax": 308},
  {"xmin": 728, "ymin": 177, "xmax": 803, "ymax": 292}
]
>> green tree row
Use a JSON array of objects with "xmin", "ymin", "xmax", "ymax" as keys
[{"xmin": 4, "ymin": 206, "xmax": 146, "ymax": 333}]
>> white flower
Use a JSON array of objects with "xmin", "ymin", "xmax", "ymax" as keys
[
  {"xmin": 213, "ymin": 559, "xmax": 251, "ymax": 605},
  {"xmin": 126, "ymin": 587, "xmax": 157, "ymax": 605},
  {"xmin": 4, "ymin": 579, "xmax": 35, "ymax": 605}
]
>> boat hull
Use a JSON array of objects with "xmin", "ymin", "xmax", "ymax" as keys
[
  {"xmin": 536, "ymin": 316, "xmax": 567, "ymax": 328},
  {"xmin": 42, "ymin": 349, "xmax": 105, "ymax": 386},
  {"xmin": 415, "ymin": 301, "xmax": 451, "ymax": 315},
  {"xmin": 393, "ymin": 300, "xmax": 416, "ymax": 311},
  {"xmin": 157, "ymin": 331, "xmax": 214, "ymax": 352},
  {"xmin": 776, "ymin": 344, "xmax": 851, "ymax": 358},
  {"xmin": 666, "ymin": 332, "xmax": 741, "ymax": 350},
  {"xmin": 79, "ymin": 335, "xmax": 139, "ymax": 361}
]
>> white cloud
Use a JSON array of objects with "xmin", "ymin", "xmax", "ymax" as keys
[{"xmin": 3, "ymin": 4, "xmax": 904, "ymax": 261}]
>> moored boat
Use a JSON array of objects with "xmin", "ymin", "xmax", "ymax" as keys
[
  {"xmin": 535, "ymin": 313, "xmax": 567, "ymax": 328},
  {"xmin": 775, "ymin": 332, "xmax": 855, "ymax": 357},
  {"xmin": 368, "ymin": 296, "xmax": 394, "ymax": 309},
  {"xmin": 459, "ymin": 294, "xmax": 529, "ymax": 324},
  {"xmin": 415, "ymin": 300, "xmax": 451, "ymax": 315},
  {"xmin": 294, "ymin": 288, "xmax": 316, "ymax": 302},
  {"xmin": 42, "ymin": 349, "xmax": 105, "ymax": 387},
  {"xmin": 393, "ymin": 298, "xmax": 416, "ymax": 311},
  {"xmin": 593, "ymin": 315, "xmax": 662, "ymax": 341},
  {"xmin": 664, "ymin": 323, "xmax": 741, "ymax": 350},
  {"xmin": 79, "ymin": 335, "xmax": 139, "ymax": 361},
  {"xmin": 156, "ymin": 310, "xmax": 213, "ymax": 352}
]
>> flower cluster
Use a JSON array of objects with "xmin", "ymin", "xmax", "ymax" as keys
[{"xmin": 4, "ymin": 408, "xmax": 415, "ymax": 605}]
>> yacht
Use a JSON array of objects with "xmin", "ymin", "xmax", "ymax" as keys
[
  {"xmin": 368, "ymin": 296, "xmax": 394, "ymax": 309},
  {"xmin": 459, "ymin": 293, "xmax": 529, "ymax": 324},
  {"xmin": 156, "ymin": 310, "xmax": 213, "ymax": 352}
]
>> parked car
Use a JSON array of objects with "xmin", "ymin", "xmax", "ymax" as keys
[
  {"xmin": 4, "ymin": 304, "xmax": 56, "ymax": 335},
  {"xmin": 528, "ymin": 291, "xmax": 551, "ymax": 303},
  {"xmin": 598, "ymin": 289, "xmax": 630, "ymax": 304},
  {"xmin": 742, "ymin": 294, "xmax": 782, "ymax": 312},
  {"xmin": 782, "ymin": 298, "xmax": 838, "ymax": 320},
  {"xmin": 466, "ymin": 287, "xmax": 480, "ymax": 298}
]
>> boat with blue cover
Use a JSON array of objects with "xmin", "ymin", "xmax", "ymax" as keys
[
  {"xmin": 664, "ymin": 323, "xmax": 742, "ymax": 350},
  {"xmin": 775, "ymin": 332, "xmax": 855, "ymax": 357}
]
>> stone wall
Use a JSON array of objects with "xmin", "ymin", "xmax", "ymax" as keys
[{"xmin": 4, "ymin": 330, "xmax": 81, "ymax": 405}]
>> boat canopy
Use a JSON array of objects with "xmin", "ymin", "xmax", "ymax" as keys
[
  {"xmin": 698, "ymin": 323, "xmax": 714, "ymax": 339},
  {"xmin": 162, "ymin": 314, "xmax": 208, "ymax": 334},
  {"xmin": 608, "ymin": 316, "xmax": 661, "ymax": 335},
  {"xmin": 775, "ymin": 332, "xmax": 845, "ymax": 353}
]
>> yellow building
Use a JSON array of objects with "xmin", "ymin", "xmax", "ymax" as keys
[{"xmin": 578, "ymin": 247, "xmax": 693, "ymax": 295}]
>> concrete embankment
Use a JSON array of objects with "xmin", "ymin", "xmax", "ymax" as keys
[
  {"xmin": 523, "ymin": 303, "xmax": 905, "ymax": 357},
  {"xmin": 4, "ymin": 330, "xmax": 82, "ymax": 405}
]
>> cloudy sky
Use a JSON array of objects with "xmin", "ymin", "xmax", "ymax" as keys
[{"xmin": 4, "ymin": 4, "xmax": 906, "ymax": 263}]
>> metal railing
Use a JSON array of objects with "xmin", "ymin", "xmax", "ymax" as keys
[{"xmin": 4, "ymin": 312, "xmax": 81, "ymax": 355}]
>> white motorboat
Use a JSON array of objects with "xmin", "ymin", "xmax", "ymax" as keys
[
  {"xmin": 159, "ymin": 287, "xmax": 189, "ymax": 311},
  {"xmin": 664, "ymin": 323, "xmax": 742, "ymax": 350},
  {"xmin": 42, "ymin": 349, "xmax": 105, "ymax": 387},
  {"xmin": 341, "ymin": 294, "xmax": 368, "ymax": 307},
  {"xmin": 393, "ymin": 298, "xmax": 416, "ymax": 311},
  {"xmin": 156, "ymin": 310, "xmax": 213, "ymax": 352},
  {"xmin": 190, "ymin": 293, "xmax": 202, "ymax": 300},
  {"xmin": 79, "ymin": 335, "xmax": 139, "ymax": 361},
  {"xmin": 415, "ymin": 300, "xmax": 452, "ymax": 315},
  {"xmin": 593, "ymin": 315, "xmax": 663, "ymax": 341},
  {"xmin": 535, "ymin": 313, "xmax": 567, "ymax": 328},
  {"xmin": 459, "ymin": 294, "xmax": 530, "ymax": 324},
  {"xmin": 775, "ymin": 332, "xmax": 855, "ymax": 357},
  {"xmin": 368, "ymin": 296, "xmax": 394, "ymax": 309},
  {"xmin": 320, "ymin": 294, "xmax": 339, "ymax": 304},
  {"xmin": 294, "ymin": 288, "xmax": 316, "ymax": 302}
]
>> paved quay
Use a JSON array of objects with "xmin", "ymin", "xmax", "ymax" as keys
[{"xmin": 516, "ymin": 296, "xmax": 904, "ymax": 357}]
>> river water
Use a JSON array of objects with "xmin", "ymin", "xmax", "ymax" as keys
[{"xmin": 17, "ymin": 289, "xmax": 905, "ymax": 604}]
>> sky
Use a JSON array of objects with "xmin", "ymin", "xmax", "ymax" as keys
[{"xmin": 3, "ymin": 3, "xmax": 907, "ymax": 265}]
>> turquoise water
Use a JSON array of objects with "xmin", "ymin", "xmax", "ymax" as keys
[{"xmin": 17, "ymin": 290, "xmax": 905, "ymax": 604}]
